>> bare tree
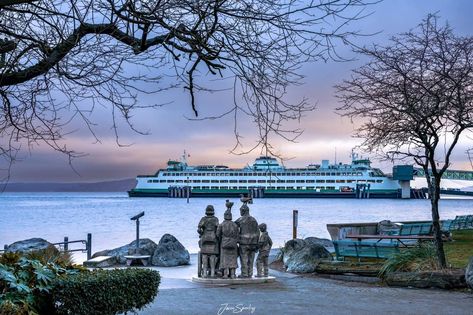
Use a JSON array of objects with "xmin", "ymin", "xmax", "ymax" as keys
[
  {"xmin": 336, "ymin": 15, "xmax": 473, "ymax": 268},
  {"xmin": 0, "ymin": 0, "xmax": 372, "ymax": 179}
]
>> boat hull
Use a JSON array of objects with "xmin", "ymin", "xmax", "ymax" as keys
[{"xmin": 127, "ymin": 189, "xmax": 400, "ymax": 198}]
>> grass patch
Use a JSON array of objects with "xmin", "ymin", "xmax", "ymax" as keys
[
  {"xmin": 445, "ymin": 229, "xmax": 473, "ymax": 268},
  {"xmin": 379, "ymin": 244, "xmax": 439, "ymax": 278}
]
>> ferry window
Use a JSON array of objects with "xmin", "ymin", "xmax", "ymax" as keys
[
  {"xmin": 167, "ymin": 180, "xmax": 175, "ymax": 183},
  {"xmin": 176, "ymin": 180, "xmax": 183, "ymax": 183},
  {"xmin": 257, "ymin": 180, "xmax": 266, "ymax": 183},
  {"xmin": 211, "ymin": 180, "xmax": 219, "ymax": 183},
  {"xmin": 376, "ymin": 180, "xmax": 383, "ymax": 183},
  {"xmin": 193, "ymin": 180, "xmax": 201, "ymax": 183},
  {"xmin": 331, "ymin": 172, "xmax": 336, "ymax": 176},
  {"xmin": 277, "ymin": 187, "xmax": 285, "ymax": 190},
  {"xmin": 316, "ymin": 179, "xmax": 325, "ymax": 183},
  {"xmin": 296, "ymin": 186, "xmax": 303, "ymax": 190},
  {"xmin": 211, "ymin": 186, "xmax": 219, "ymax": 189},
  {"xmin": 286, "ymin": 186, "xmax": 294, "ymax": 190},
  {"xmin": 147, "ymin": 180, "xmax": 152, "ymax": 183},
  {"xmin": 296, "ymin": 173, "xmax": 301, "ymax": 176},
  {"xmin": 277, "ymin": 180, "xmax": 285, "ymax": 183},
  {"xmin": 346, "ymin": 180, "xmax": 354, "ymax": 183},
  {"xmin": 336, "ymin": 180, "xmax": 346, "ymax": 183},
  {"xmin": 357, "ymin": 172, "xmax": 363, "ymax": 176},
  {"xmin": 296, "ymin": 180, "xmax": 305, "ymax": 183},
  {"xmin": 320, "ymin": 172, "xmax": 326, "ymax": 176},
  {"xmin": 268, "ymin": 180, "xmax": 275, "ymax": 183},
  {"xmin": 193, "ymin": 186, "xmax": 201, "ymax": 189},
  {"xmin": 326, "ymin": 186, "xmax": 335, "ymax": 190},
  {"xmin": 326, "ymin": 180, "xmax": 335, "ymax": 183},
  {"xmin": 220, "ymin": 180, "xmax": 228, "ymax": 183},
  {"xmin": 239, "ymin": 180, "xmax": 247, "ymax": 183},
  {"xmin": 229, "ymin": 180, "xmax": 237, "ymax": 183},
  {"xmin": 357, "ymin": 180, "xmax": 366, "ymax": 183},
  {"xmin": 158, "ymin": 180, "xmax": 165, "ymax": 183},
  {"xmin": 368, "ymin": 180, "xmax": 376, "ymax": 183},
  {"xmin": 202, "ymin": 180, "xmax": 210, "ymax": 183},
  {"xmin": 286, "ymin": 180, "xmax": 295, "ymax": 183},
  {"xmin": 306, "ymin": 180, "xmax": 315, "ymax": 183},
  {"xmin": 248, "ymin": 180, "xmax": 256, "ymax": 183},
  {"xmin": 306, "ymin": 187, "xmax": 314, "ymax": 190}
]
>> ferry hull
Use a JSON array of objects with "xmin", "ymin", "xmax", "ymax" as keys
[{"xmin": 127, "ymin": 189, "xmax": 400, "ymax": 199}]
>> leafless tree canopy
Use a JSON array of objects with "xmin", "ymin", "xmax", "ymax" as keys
[
  {"xmin": 0, "ymin": 0, "xmax": 371, "ymax": 177},
  {"xmin": 336, "ymin": 15, "xmax": 473, "ymax": 267}
]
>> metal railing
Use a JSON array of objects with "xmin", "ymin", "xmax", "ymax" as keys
[{"xmin": 2, "ymin": 233, "xmax": 92, "ymax": 260}]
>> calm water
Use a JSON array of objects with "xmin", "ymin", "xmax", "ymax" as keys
[{"xmin": 1, "ymin": 193, "xmax": 473, "ymax": 263}]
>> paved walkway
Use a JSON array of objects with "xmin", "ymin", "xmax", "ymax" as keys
[{"xmin": 139, "ymin": 256, "xmax": 473, "ymax": 315}]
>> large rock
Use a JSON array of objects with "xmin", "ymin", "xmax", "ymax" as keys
[
  {"xmin": 304, "ymin": 237, "xmax": 334, "ymax": 249},
  {"xmin": 151, "ymin": 234, "xmax": 190, "ymax": 267},
  {"xmin": 92, "ymin": 238, "xmax": 158, "ymax": 265},
  {"xmin": 466, "ymin": 257, "xmax": 473, "ymax": 289},
  {"xmin": 6, "ymin": 238, "xmax": 58, "ymax": 254},
  {"xmin": 282, "ymin": 239, "xmax": 332, "ymax": 273}
]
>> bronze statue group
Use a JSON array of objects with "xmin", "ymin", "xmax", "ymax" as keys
[{"xmin": 197, "ymin": 200, "xmax": 272, "ymax": 279}]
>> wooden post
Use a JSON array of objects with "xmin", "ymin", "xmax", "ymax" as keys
[
  {"xmin": 64, "ymin": 236, "xmax": 69, "ymax": 251},
  {"xmin": 293, "ymin": 210, "xmax": 298, "ymax": 239},
  {"xmin": 87, "ymin": 233, "xmax": 92, "ymax": 260},
  {"xmin": 136, "ymin": 218, "xmax": 140, "ymax": 248}
]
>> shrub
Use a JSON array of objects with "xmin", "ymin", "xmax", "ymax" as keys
[
  {"xmin": 24, "ymin": 246, "xmax": 74, "ymax": 268},
  {"xmin": 53, "ymin": 268, "xmax": 160, "ymax": 315},
  {"xmin": 0, "ymin": 257, "xmax": 80, "ymax": 315},
  {"xmin": 379, "ymin": 244, "xmax": 440, "ymax": 278}
]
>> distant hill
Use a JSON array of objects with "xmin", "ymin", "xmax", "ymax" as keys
[{"xmin": 2, "ymin": 178, "xmax": 136, "ymax": 192}]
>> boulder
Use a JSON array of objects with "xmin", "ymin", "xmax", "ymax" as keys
[
  {"xmin": 282, "ymin": 238, "xmax": 332, "ymax": 273},
  {"xmin": 466, "ymin": 256, "xmax": 473, "ymax": 289},
  {"xmin": 304, "ymin": 237, "xmax": 334, "ymax": 249},
  {"xmin": 151, "ymin": 234, "xmax": 190, "ymax": 267},
  {"xmin": 92, "ymin": 238, "xmax": 158, "ymax": 265},
  {"xmin": 6, "ymin": 238, "xmax": 58, "ymax": 255}
]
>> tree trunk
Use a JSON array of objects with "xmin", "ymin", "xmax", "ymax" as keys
[{"xmin": 430, "ymin": 176, "xmax": 447, "ymax": 268}]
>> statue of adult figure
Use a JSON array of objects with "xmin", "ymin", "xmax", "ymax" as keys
[
  {"xmin": 235, "ymin": 204, "xmax": 259, "ymax": 278},
  {"xmin": 197, "ymin": 205, "xmax": 219, "ymax": 278},
  {"xmin": 217, "ymin": 209, "xmax": 239, "ymax": 278}
]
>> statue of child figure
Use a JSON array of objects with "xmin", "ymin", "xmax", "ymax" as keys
[{"xmin": 256, "ymin": 223, "xmax": 272, "ymax": 277}]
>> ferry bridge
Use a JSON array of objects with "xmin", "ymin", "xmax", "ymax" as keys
[
  {"xmin": 393, "ymin": 165, "xmax": 473, "ymax": 198},
  {"xmin": 413, "ymin": 168, "xmax": 473, "ymax": 181}
]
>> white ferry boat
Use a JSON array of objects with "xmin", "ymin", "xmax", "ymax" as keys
[{"xmin": 128, "ymin": 153, "xmax": 405, "ymax": 198}]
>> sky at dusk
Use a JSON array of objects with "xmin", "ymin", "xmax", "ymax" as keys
[{"xmin": 8, "ymin": 0, "xmax": 473, "ymax": 183}]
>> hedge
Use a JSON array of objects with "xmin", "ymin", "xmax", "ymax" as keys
[{"xmin": 52, "ymin": 268, "xmax": 160, "ymax": 315}]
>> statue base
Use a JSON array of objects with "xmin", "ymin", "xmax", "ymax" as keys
[{"xmin": 191, "ymin": 276, "xmax": 276, "ymax": 285}]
